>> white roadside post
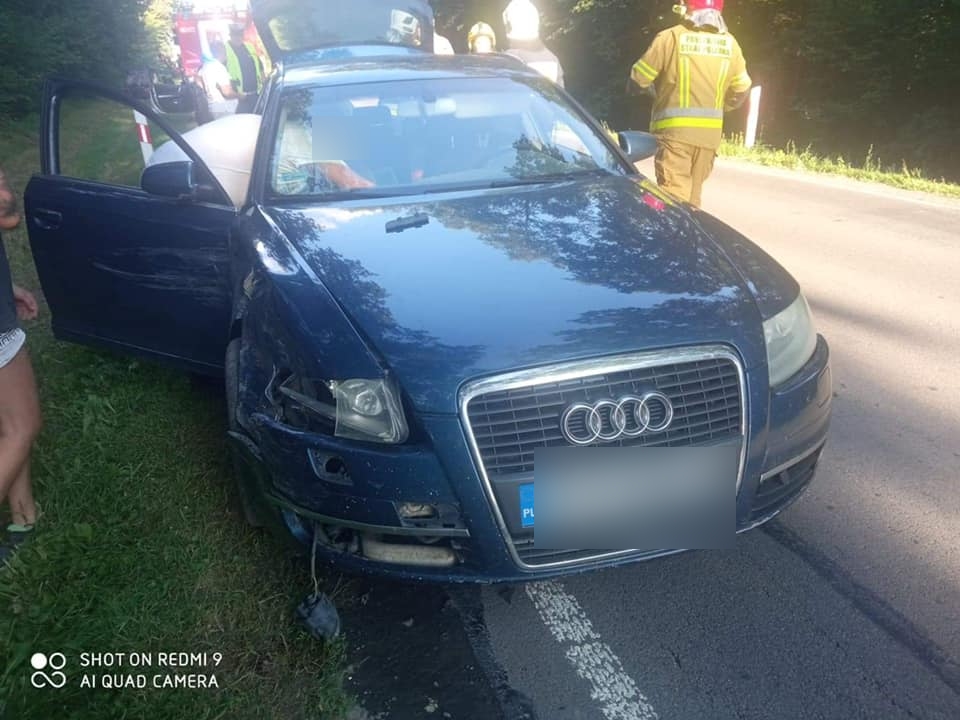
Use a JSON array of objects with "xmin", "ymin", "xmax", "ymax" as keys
[
  {"xmin": 745, "ymin": 85, "xmax": 762, "ymax": 148},
  {"xmin": 133, "ymin": 110, "xmax": 154, "ymax": 165}
]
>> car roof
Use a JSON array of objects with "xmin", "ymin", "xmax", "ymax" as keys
[{"xmin": 280, "ymin": 49, "xmax": 540, "ymax": 89}]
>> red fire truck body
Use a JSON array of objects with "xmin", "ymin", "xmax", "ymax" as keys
[{"xmin": 174, "ymin": 5, "xmax": 265, "ymax": 79}]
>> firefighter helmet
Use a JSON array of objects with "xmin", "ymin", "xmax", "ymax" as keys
[
  {"xmin": 467, "ymin": 22, "xmax": 497, "ymax": 53},
  {"xmin": 503, "ymin": 0, "xmax": 541, "ymax": 42}
]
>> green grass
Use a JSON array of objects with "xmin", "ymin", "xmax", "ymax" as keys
[
  {"xmin": 719, "ymin": 135, "xmax": 960, "ymax": 199},
  {"xmin": 0, "ymin": 108, "xmax": 351, "ymax": 719},
  {"xmin": 60, "ymin": 96, "xmax": 199, "ymax": 188}
]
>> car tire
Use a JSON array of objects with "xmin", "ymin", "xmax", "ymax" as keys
[
  {"xmin": 225, "ymin": 337, "xmax": 265, "ymax": 528},
  {"xmin": 225, "ymin": 337, "xmax": 241, "ymax": 432}
]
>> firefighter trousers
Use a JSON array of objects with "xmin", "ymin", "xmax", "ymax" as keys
[{"xmin": 654, "ymin": 137, "xmax": 716, "ymax": 208}]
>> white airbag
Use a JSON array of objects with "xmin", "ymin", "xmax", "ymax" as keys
[{"xmin": 147, "ymin": 114, "xmax": 261, "ymax": 208}]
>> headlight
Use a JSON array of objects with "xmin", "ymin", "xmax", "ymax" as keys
[
  {"xmin": 763, "ymin": 294, "xmax": 818, "ymax": 387},
  {"xmin": 330, "ymin": 378, "xmax": 409, "ymax": 444},
  {"xmin": 277, "ymin": 375, "xmax": 409, "ymax": 444}
]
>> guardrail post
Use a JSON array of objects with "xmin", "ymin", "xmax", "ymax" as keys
[
  {"xmin": 745, "ymin": 85, "xmax": 762, "ymax": 148},
  {"xmin": 133, "ymin": 110, "xmax": 154, "ymax": 165}
]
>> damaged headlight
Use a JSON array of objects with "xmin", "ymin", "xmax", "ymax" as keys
[
  {"xmin": 276, "ymin": 375, "xmax": 409, "ymax": 444},
  {"xmin": 330, "ymin": 378, "xmax": 409, "ymax": 444},
  {"xmin": 764, "ymin": 294, "xmax": 818, "ymax": 387}
]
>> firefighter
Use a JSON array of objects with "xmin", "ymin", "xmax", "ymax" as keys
[
  {"xmin": 226, "ymin": 24, "xmax": 267, "ymax": 113},
  {"xmin": 628, "ymin": 0, "xmax": 751, "ymax": 207},
  {"xmin": 467, "ymin": 22, "xmax": 497, "ymax": 54},
  {"xmin": 502, "ymin": 0, "xmax": 564, "ymax": 87}
]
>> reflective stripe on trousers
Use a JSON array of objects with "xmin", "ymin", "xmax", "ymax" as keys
[{"xmin": 650, "ymin": 107, "xmax": 723, "ymax": 132}]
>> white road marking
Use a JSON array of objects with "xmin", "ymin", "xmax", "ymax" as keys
[{"xmin": 525, "ymin": 581, "xmax": 658, "ymax": 720}]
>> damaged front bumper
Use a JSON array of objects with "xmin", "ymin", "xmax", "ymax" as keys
[{"xmin": 229, "ymin": 338, "xmax": 832, "ymax": 583}]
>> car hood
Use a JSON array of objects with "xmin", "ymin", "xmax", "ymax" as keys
[
  {"xmin": 251, "ymin": 0, "xmax": 434, "ymax": 60},
  {"xmin": 266, "ymin": 174, "xmax": 768, "ymax": 413}
]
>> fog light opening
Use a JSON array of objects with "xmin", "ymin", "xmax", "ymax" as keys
[
  {"xmin": 307, "ymin": 450, "xmax": 352, "ymax": 487},
  {"xmin": 325, "ymin": 457, "xmax": 346, "ymax": 475}
]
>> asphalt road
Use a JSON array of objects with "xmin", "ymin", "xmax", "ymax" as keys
[{"xmin": 463, "ymin": 161, "xmax": 960, "ymax": 720}]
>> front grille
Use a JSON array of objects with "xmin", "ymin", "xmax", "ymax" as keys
[
  {"xmin": 462, "ymin": 349, "xmax": 745, "ymax": 569},
  {"xmin": 467, "ymin": 357, "xmax": 742, "ymax": 477}
]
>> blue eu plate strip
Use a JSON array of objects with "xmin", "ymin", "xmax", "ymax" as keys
[{"xmin": 519, "ymin": 484, "xmax": 535, "ymax": 528}]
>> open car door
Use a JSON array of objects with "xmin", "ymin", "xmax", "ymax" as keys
[
  {"xmin": 25, "ymin": 79, "xmax": 236, "ymax": 375},
  {"xmin": 251, "ymin": 0, "xmax": 435, "ymax": 60}
]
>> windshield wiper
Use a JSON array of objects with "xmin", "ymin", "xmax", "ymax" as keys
[
  {"xmin": 320, "ymin": 189, "xmax": 409, "ymax": 200},
  {"xmin": 316, "ymin": 184, "xmax": 466, "ymax": 201},
  {"xmin": 485, "ymin": 168, "xmax": 612, "ymax": 189}
]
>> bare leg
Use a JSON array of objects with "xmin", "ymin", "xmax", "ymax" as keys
[
  {"xmin": 0, "ymin": 349, "xmax": 41, "ymax": 522},
  {"xmin": 7, "ymin": 459, "xmax": 36, "ymax": 526}
]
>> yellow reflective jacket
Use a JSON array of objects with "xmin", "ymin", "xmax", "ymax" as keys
[
  {"xmin": 631, "ymin": 23, "xmax": 751, "ymax": 149},
  {"xmin": 225, "ymin": 42, "xmax": 267, "ymax": 94}
]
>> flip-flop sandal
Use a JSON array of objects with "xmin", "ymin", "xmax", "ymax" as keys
[{"xmin": 0, "ymin": 503, "xmax": 41, "ymax": 565}]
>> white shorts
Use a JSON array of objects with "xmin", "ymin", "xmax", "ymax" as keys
[{"xmin": 0, "ymin": 328, "xmax": 25, "ymax": 369}]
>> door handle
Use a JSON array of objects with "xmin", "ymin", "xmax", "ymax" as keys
[{"xmin": 32, "ymin": 209, "xmax": 63, "ymax": 231}]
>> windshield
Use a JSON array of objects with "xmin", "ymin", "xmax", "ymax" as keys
[{"xmin": 269, "ymin": 76, "xmax": 625, "ymax": 199}]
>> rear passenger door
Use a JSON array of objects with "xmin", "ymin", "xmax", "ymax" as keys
[{"xmin": 25, "ymin": 79, "xmax": 236, "ymax": 375}]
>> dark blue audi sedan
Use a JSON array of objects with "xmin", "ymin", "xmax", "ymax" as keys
[{"xmin": 24, "ymin": 10, "xmax": 831, "ymax": 582}]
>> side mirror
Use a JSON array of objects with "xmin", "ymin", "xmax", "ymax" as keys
[
  {"xmin": 617, "ymin": 131, "xmax": 659, "ymax": 163},
  {"xmin": 141, "ymin": 160, "xmax": 196, "ymax": 200}
]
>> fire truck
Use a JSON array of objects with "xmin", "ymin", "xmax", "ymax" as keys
[{"xmin": 174, "ymin": 2, "xmax": 267, "ymax": 80}]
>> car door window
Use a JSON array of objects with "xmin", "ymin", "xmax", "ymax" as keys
[{"xmin": 57, "ymin": 89, "xmax": 204, "ymax": 189}]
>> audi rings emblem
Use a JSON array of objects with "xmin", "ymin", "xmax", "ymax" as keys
[{"xmin": 560, "ymin": 393, "xmax": 675, "ymax": 446}]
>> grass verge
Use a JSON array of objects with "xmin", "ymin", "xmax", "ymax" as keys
[
  {"xmin": 0, "ymin": 112, "xmax": 350, "ymax": 719},
  {"xmin": 719, "ymin": 135, "xmax": 960, "ymax": 199}
]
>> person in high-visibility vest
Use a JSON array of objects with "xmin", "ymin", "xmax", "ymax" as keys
[
  {"xmin": 199, "ymin": 43, "xmax": 241, "ymax": 120},
  {"xmin": 226, "ymin": 24, "xmax": 267, "ymax": 114},
  {"xmin": 628, "ymin": 0, "xmax": 751, "ymax": 207}
]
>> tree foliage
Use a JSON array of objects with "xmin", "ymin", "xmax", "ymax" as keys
[
  {"xmin": 720, "ymin": 0, "xmax": 960, "ymax": 178},
  {"xmin": 0, "ymin": 0, "xmax": 150, "ymax": 117},
  {"xmin": 435, "ymin": 0, "xmax": 960, "ymax": 178}
]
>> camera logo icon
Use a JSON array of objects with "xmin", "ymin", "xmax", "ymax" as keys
[{"xmin": 30, "ymin": 653, "xmax": 67, "ymax": 689}]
